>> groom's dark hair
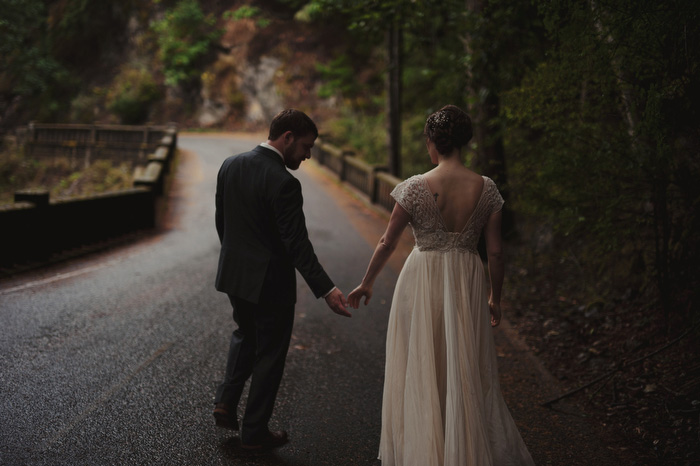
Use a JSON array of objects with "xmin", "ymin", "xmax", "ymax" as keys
[{"xmin": 268, "ymin": 109, "xmax": 318, "ymax": 140}]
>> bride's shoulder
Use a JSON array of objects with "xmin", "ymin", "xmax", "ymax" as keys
[
  {"xmin": 395, "ymin": 174, "xmax": 424, "ymax": 191},
  {"xmin": 481, "ymin": 175, "xmax": 499, "ymax": 189},
  {"xmin": 391, "ymin": 175, "xmax": 425, "ymax": 209},
  {"xmin": 480, "ymin": 176, "xmax": 505, "ymax": 209}
]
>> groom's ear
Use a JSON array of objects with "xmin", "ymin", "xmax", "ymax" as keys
[{"xmin": 282, "ymin": 131, "xmax": 295, "ymax": 146}]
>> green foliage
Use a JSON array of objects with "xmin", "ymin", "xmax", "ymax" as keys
[
  {"xmin": 0, "ymin": 0, "xmax": 44, "ymax": 55},
  {"xmin": 0, "ymin": 0, "xmax": 140, "ymax": 123},
  {"xmin": 463, "ymin": 0, "xmax": 544, "ymax": 95},
  {"xmin": 75, "ymin": 160, "xmax": 132, "ymax": 194},
  {"xmin": 305, "ymin": 0, "xmax": 699, "ymax": 318},
  {"xmin": 70, "ymin": 88, "xmax": 107, "ymax": 123},
  {"xmin": 398, "ymin": 1, "xmax": 473, "ymax": 115},
  {"xmin": 1, "ymin": 0, "xmax": 695, "ymax": 318},
  {"xmin": 305, "ymin": 0, "xmax": 472, "ymax": 175},
  {"xmin": 0, "ymin": 150, "xmax": 132, "ymax": 205},
  {"xmin": 47, "ymin": 0, "xmax": 134, "ymax": 65},
  {"xmin": 323, "ymin": 109, "xmax": 387, "ymax": 165},
  {"xmin": 0, "ymin": 0, "xmax": 72, "ymax": 117},
  {"xmin": 301, "ymin": 0, "xmax": 408, "ymax": 34},
  {"xmin": 501, "ymin": 0, "xmax": 700, "ymax": 317},
  {"xmin": 48, "ymin": 159, "xmax": 132, "ymax": 198},
  {"xmin": 293, "ymin": 2, "xmax": 324, "ymax": 22},
  {"xmin": 151, "ymin": 0, "xmax": 222, "ymax": 87},
  {"xmin": 316, "ymin": 55, "xmax": 365, "ymax": 101},
  {"xmin": 401, "ymin": 112, "xmax": 433, "ymax": 176},
  {"xmin": 107, "ymin": 68, "xmax": 162, "ymax": 124},
  {"xmin": 223, "ymin": 6, "xmax": 271, "ymax": 28}
]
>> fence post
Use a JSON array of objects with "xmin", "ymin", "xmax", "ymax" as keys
[
  {"xmin": 370, "ymin": 166, "xmax": 387, "ymax": 204},
  {"xmin": 86, "ymin": 124, "xmax": 96, "ymax": 168},
  {"xmin": 340, "ymin": 150, "xmax": 355, "ymax": 182},
  {"xmin": 315, "ymin": 146, "xmax": 325, "ymax": 166}
]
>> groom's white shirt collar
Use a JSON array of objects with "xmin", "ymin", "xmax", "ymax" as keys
[{"xmin": 260, "ymin": 142, "xmax": 283, "ymax": 160}]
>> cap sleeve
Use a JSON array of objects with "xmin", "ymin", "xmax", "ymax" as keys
[
  {"xmin": 390, "ymin": 176, "xmax": 421, "ymax": 217},
  {"xmin": 484, "ymin": 177, "xmax": 505, "ymax": 214}
]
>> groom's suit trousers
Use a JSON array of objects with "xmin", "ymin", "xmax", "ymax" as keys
[{"xmin": 215, "ymin": 295, "xmax": 295, "ymax": 444}]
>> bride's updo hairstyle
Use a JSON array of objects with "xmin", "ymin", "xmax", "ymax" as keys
[{"xmin": 424, "ymin": 105, "xmax": 473, "ymax": 155}]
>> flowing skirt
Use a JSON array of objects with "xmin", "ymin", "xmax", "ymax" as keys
[{"xmin": 378, "ymin": 248, "xmax": 535, "ymax": 466}]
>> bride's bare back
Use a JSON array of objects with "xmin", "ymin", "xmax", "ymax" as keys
[{"xmin": 423, "ymin": 165, "xmax": 485, "ymax": 232}]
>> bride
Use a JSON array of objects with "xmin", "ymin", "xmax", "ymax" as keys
[{"xmin": 348, "ymin": 105, "xmax": 535, "ymax": 465}]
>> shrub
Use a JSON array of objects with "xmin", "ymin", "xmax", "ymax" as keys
[
  {"xmin": 70, "ymin": 88, "xmax": 106, "ymax": 123},
  {"xmin": 106, "ymin": 68, "xmax": 162, "ymax": 124},
  {"xmin": 151, "ymin": 0, "xmax": 223, "ymax": 87},
  {"xmin": 223, "ymin": 6, "xmax": 271, "ymax": 28}
]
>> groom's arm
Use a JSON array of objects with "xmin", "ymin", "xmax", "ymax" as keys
[{"xmin": 273, "ymin": 177, "xmax": 335, "ymax": 298}]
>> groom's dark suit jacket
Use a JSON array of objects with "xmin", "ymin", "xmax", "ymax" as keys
[{"xmin": 215, "ymin": 145, "xmax": 334, "ymax": 305}]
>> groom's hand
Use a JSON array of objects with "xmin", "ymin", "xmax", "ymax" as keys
[{"xmin": 325, "ymin": 288, "xmax": 351, "ymax": 317}]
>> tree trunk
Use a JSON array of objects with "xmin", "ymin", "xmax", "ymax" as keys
[
  {"xmin": 653, "ymin": 166, "xmax": 671, "ymax": 331},
  {"xmin": 590, "ymin": 1, "xmax": 671, "ymax": 327},
  {"xmin": 470, "ymin": 91, "xmax": 507, "ymax": 187},
  {"xmin": 387, "ymin": 18, "xmax": 402, "ymax": 178},
  {"xmin": 465, "ymin": 0, "xmax": 512, "ymax": 233}
]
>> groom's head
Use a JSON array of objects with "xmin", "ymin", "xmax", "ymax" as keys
[
  {"xmin": 268, "ymin": 109, "xmax": 318, "ymax": 141},
  {"xmin": 268, "ymin": 109, "xmax": 318, "ymax": 170}
]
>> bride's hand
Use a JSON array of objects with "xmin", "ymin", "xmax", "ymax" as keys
[
  {"xmin": 489, "ymin": 300, "xmax": 501, "ymax": 327},
  {"xmin": 348, "ymin": 284, "xmax": 372, "ymax": 309}
]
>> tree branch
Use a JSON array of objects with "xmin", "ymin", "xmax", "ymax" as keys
[{"xmin": 542, "ymin": 322, "xmax": 700, "ymax": 408}]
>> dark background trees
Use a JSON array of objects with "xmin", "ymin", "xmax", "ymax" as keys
[
  {"xmin": 1, "ymin": 2, "xmax": 698, "ymax": 461},
  {"xmin": 303, "ymin": 0, "xmax": 699, "ymax": 332}
]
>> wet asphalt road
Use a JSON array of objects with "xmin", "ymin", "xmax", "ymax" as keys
[
  {"xmin": 0, "ymin": 133, "xmax": 630, "ymax": 466},
  {"xmin": 0, "ymin": 133, "xmax": 401, "ymax": 465}
]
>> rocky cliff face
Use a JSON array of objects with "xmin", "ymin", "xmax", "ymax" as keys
[
  {"xmin": 2, "ymin": 2, "xmax": 346, "ymax": 133},
  {"xmin": 165, "ymin": 8, "xmax": 343, "ymax": 130},
  {"xmin": 196, "ymin": 18, "xmax": 287, "ymax": 128}
]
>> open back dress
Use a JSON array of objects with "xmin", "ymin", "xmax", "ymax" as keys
[{"xmin": 379, "ymin": 174, "xmax": 535, "ymax": 466}]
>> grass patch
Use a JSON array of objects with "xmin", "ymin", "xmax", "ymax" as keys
[{"xmin": 0, "ymin": 148, "xmax": 134, "ymax": 205}]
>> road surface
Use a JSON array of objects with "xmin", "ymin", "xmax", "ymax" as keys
[{"xmin": 0, "ymin": 133, "xmax": 624, "ymax": 465}]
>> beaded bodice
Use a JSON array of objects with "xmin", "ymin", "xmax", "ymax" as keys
[{"xmin": 391, "ymin": 175, "xmax": 504, "ymax": 254}]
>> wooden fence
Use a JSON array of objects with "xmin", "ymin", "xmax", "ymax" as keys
[
  {"xmin": 312, "ymin": 140, "xmax": 402, "ymax": 213},
  {"xmin": 1, "ymin": 128, "xmax": 395, "ymax": 269},
  {"xmin": 0, "ymin": 124, "xmax": 177, "ymax": 269},
  {"xmin": 15, "ymin": 123, "xmax": 177, "ymax": 168}
]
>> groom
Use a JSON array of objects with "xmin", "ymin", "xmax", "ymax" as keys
[{"xmin": 213, "ymin": 109, "xmax": 350, "ymax": 450}]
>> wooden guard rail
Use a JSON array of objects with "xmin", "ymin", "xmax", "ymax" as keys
[
  {"xmin": 1, "ymin": 129, "xmax": 392, "ymax": 269},
  {"xmin": 0, "ymin": 124, "xmax": 178, "ymax": 269},
  {"xmin": 312, "ymin": 139, "xmax": 402, "ymax": 213},
  {"xmin": 15, "ymin": 123, "xmax": 177, "ymax": 168}
]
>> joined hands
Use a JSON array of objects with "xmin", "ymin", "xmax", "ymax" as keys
[{"xmin": 325, "ymin": 288, "xmax": 352, "ymax": 317}]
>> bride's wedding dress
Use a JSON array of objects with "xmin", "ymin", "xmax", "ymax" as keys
[{"xmin": 379, "ymin": 175, "xmax": 535, "ymax": 466}]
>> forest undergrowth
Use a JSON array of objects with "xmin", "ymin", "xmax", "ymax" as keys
[
  {"xmin": 0, "ymin": 149, "xmax": 133, "ymax": 206},
  {"xmin": 503, "ymin": 238, "xmax": 699, "ymax": 466}
]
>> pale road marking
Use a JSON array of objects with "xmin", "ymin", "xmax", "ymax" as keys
[
  {"xmin": 0, "ymin": 261, "xmax": 116, "ymax": 295},
  {"xmin": 41, "ymin": 341, "xmax": 175, "ymax": 451}
]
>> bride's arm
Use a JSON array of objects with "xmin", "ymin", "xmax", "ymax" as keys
[
  {"xmin": 484, "ymin": 209, "xmax": 504, "ymax": 326},
  {"xmin": 348, "ymin": 203, "xmax": 410, "ymax": 308}
]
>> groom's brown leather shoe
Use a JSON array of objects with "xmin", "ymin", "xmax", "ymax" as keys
[
  {"xmin": 213, "ymin": 403, "xmax": 239, "ymax": 430},
  {"xmin": 241, "ymin": 430, "xmax": 288, "ymax": 450}
]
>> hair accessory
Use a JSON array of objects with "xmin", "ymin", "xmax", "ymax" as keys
[{"xmin": 430, "ymin": 111, "xmax": 450, "ymax": 130}]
